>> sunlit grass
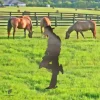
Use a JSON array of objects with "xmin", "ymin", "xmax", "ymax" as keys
[
  {"xmin": 0, "ymin": 7, "xmax": 100, "ymax": 100},
  {"xmin": 0, "ymin": 7, "xmax": 100, "ymax": 15},
  {"xmin": 0, "ymin": 25, "xmax": 100, "ymax": 100}
]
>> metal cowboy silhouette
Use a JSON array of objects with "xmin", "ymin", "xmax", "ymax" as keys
[{"xmin": 39, "ymin": 26, "xmax": 63, "ymax": 89}]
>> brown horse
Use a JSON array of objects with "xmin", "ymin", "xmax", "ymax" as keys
[
  {"xmin": 65, "ymin": 20, "xmax": 96, "ymax": 39},
  {"xmin": 40, "ymin": 17, "xmax": 51, "ymax": 36},
  {"xmin": 7, "ymin": 15, "xmax": 33, "ymax": 39}
]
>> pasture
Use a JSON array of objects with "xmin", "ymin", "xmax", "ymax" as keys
[
  {"xmin": 1, "ymin": 7, "xmax": 100, "ymax": 14},
  {"xmin": 0, "ymin": 7, "xmax": 100, "ymax": 100}
]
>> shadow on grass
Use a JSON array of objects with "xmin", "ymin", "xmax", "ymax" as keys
[
  {"xmin": 25, "ymin": 79, "xmax": 50, "ymax": 92},
  {"xmin": 0, "ymin": 36, "xmax": 8, "ymax": 39},
  {"xmin": 33, "ymin": 36, "xmax": 42, "ymax": 39},
  {"xmin": 81, "ymin": 93, "xmax": 100, "ymax": 99},
  {"xmin": 0, "ymin": 36, "xmax": 26, "ymax": 39},
  {"xmin": 0, "ymin": 36, "xmax": 46, "ymax": 39},
  {"xmin": 34, "ymin": 86, "xmax": 50, "ymax": 92}
]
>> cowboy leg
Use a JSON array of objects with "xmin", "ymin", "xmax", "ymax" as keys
[
  {"xmin": 59, "ymin": 64, "xmax": 64, "ymax": 74},
  {"xmin": 39, "ymin": 55, "xmax": 51, "ymax": 69},
  {"xmin": 44, "ymin": 64, "xmax": 59, "ymax": 73},
  {"xmin": 46, "ymin": 73, "xmax": 58, "ymax": 89},
  {"xmin": 46, "ymin": 68, "xmax": 59, "ymax": 89},
  {"xmin": 51, "ymin": 56, "xmax": 63, "ymax": 74},
  {"xmin": 45, "ymin": 58, "xmax": 63, "ymax": 89},
  {"xmin": 43, "ymin": 55, "xmax": 64, "ymax": 74},
  {"xmin": 41, "ymin": 55, "xmax": 59, "ymax": 70}
]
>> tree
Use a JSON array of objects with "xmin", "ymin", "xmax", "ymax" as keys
[
  {"xmin": 13, "ymin": 0, "xmax": 100, "ymax": 8},
  {"xmin": 0, "ymin": 0, "xmax": 3, "ymax": 6}
]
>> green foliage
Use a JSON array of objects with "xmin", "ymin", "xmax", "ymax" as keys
[
  {"xmin": 18, "ymin": 0, "xmax": 100, "ymax": 8},
  {"xmin": 95, "ymin": 6, "xmax": 99, "ymax": 10},
  {"xmin": 0, "ymin": 0, "xmax": 3, "ymax": 5}
]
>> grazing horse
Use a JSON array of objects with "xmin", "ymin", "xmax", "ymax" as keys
[
  {"xmin": 65, "ymin": 20, "xmax": 96, "ymax": 39},
  {"xmin": 40, "ymin": 17, "xmax": 51, "ymax": 36},
  {"xmin": 39, "ymin": 26, "xmax": 63, "ymax": 89},
  {"xmin": 7, "ymin": 15, "xmax": 33, "ymax": 39}
]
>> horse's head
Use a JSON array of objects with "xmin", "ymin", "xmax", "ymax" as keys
[
  {"xmin": 65, "ymin": 31, "xmax": 70, "ymax": 39},
  {"xmin": 28, "ymin": 31, "xmax": 33, "ymax": 38}
]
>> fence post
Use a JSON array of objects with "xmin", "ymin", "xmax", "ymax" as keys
[
  {"xmin": 48, "ymin": 12, "xmax": 50, "ymax": 17},
  {"xmin": 55, "ymin": 17, "xmax": 57, "ymax": 27},
  {"xmin": 90, "ymin": 17, "xmax": 92, "ymax": 20},
  {"xmin": 61, "ymin": 13, "xmax": 62, "ymax": 20},
  {"xmin": 35, "ymin": 12, "xmax": 36, "ymax": 18},
  {"xmin": 97, "ymin": 15, "xmax": 99, "ymax": 22},
  {"xmin": 36, "ymin": 16, "xmax": 38, "ymax": 26},
  {"xmin": 10, "ymin": 12, "xmax": 11, "ymax": 17},
  {"xmin": 86, "ymin": 14, "xmax": 87, "ymax": 20},
  {"xmin": 73, "ymin": 13, "xmax": 75, "ymax": 23}
]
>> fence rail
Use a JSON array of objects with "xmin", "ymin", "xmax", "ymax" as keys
[{"xmin": 0, "ymin": 12, "xmax": 100, "ymax": 26}]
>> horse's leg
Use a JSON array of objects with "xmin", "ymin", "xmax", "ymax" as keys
[
  {"xmin": 24, "ymin": 29, "xmax": 26, "ymax": 38},
  {"xmin": 41, "ymin": 26, "xmax": 43, "ymax": 33},
  {"xmin": 27, "ymin": 26, "xmax": 33, "ymax": 38},
  {"xmin": 91, "ymin": 29, "xmax": 96, "ymax": 38},
  {"xmin": 41, "ymin": 26, "xmax": 47, "ymax": 38},
  {"xmin": 76, "ymin": 31, "xmax": 79, "ymax": 39},
  {"xmin": 13, "ymin": 28, "xmax": 16, "ymax": 39},
  {"xmin": 80, "ymin": 31, "xmax": 85, "ymax": 39},
  {"xmin": 8, "ymin": 28, "xmax": 11, "ymax": 39},
  {"xmin": 8, "ymin": 27, "xmax": 12, "ymax": 39},
  {"xmin": 41, "ymin": 26, "xmax": 45, "ymax": 38},
  {"xmin": 41, "ymin": 26, "xmax": 48, "ymax": 38},
  {"xmin": 41, "ymin": 26, "xmax": 48, "ymax": 37}
]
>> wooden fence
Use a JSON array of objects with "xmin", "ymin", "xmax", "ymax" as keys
[{"xmin": 0, "ymin": 11, "xmax": 100, "ymax": 26}]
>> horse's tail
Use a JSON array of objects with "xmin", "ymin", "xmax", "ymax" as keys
[
  {"xmin": 7, "ymin": 18, "xmax": 12, "ymax": 38},
  {"xmin": 91, "ymin": 20, "xmax": 96, "ymax": 38}
]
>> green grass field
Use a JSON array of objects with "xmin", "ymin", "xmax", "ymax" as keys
[
  {"xmin": 0, "ymin": 7, "xmax": 100, "ymax": 100},
  {"xmin": 1, "ymin": 6, "xmax": 100, "ymax": 14}
]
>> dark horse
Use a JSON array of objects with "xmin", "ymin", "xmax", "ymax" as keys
[
  {"xmin": 7, "ymin": 16, "xmax": 33, "ymax": 39},
  {"xmin": 65, "ymin": 20, "xmax": 96, "ymax": 39}
]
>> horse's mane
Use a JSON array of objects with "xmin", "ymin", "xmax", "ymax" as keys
[
  {"xmin": 67, "ymin": 24, "xmax": 74, "ymax": 33},
  {"xmin": 45, "ymin": 26, "xmax": 61, "ymax": 41}
]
